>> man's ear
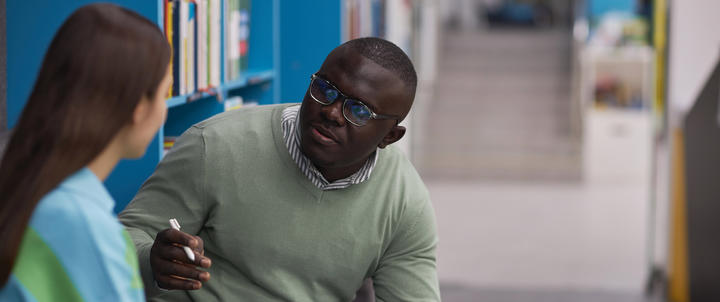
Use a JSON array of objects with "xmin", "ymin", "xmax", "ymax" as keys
[{"xmin": 378, "ymin": 125, "xmax": 406, "ymax": 149}]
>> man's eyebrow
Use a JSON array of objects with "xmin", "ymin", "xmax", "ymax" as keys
[
  {"xmin": 347, "ymin": 91, "xmax": 380, "ymax": 112},
  {"xmin": 320, "ymin": 72, "xmax": 390, "ymax": 113},
  {"xmin": 324, "ymin": 74, "xmax": 378, "ymax": 108},
  {"xmin": 359, "ymin": 97, "xmax": 381, "ymax": 112}
]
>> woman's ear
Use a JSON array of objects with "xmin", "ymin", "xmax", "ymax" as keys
[
  {"xmin": 378, "ymin": 125, "xmax": 406, "ymax": 149},
  {"xmin": 132, "ymin": 97, "xmax": 151, "ymax": 125}
]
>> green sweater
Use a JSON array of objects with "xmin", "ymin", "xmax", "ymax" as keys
[{"xmin": 119, "ymin": 104, "xmax": 440, "ymax": 301}]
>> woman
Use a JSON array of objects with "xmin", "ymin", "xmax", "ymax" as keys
[{"xmin": 0, "ymin": 3, "xmax": 171, "ymax": 301}]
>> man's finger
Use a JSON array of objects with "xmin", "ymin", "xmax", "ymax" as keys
[
  {"xmin": 158, "ymin": 245, "xmax": 197, "ymax": 263},
  {"xmin": 157, "ymin": 244, "xmax": 212, "ymax": 269},
  {"xmin": 157, "ymin": 229, "xmax": 198, "ymax": 248},
  {"xmin": 193, "ymin": 254, "xmax": 212, "ymax": 268},
  {"xmin": 156, "ymin": 275, "xmax": 203, "ymax": 291},
  {"xmin": 180, "ymin": 250, "xmax": 212, "ymax": 268},
  {"xmin": 155, "ymin": 258, "xmax": 210, "ymax": 282},
  {"xmin": 191, "ymin": 236, "xmax": 205, "ymax": 254}
]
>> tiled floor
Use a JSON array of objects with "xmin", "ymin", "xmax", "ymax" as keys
[
  {"xmin": 440, "ymin": 284, "xmax": 660, "ymax": 302},
  {"xmin": 427, "ymin": 180, "xmax": 651, "ymax": 297}
]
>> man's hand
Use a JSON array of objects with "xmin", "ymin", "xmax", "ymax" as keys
[
  {"xmin": 150, "ymin": 228, "xmax": 212, "ymax": 290},
  {"xmin": 352, "ymin": 278, "xmax": 375, "ymax": 302}
]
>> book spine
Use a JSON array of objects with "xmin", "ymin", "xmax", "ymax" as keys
[
  {"xmin": 197, "ymin": 0, "xmax": 206, "ymax": 90},
  {"xmin": 165, "ymin": 0, "xmax": 173, "ymax": 97},
  {"xmin": 193, "ymin": 1, "xmax": 199, "ymax": 92},
  {"xmin": 227, "ymin": 0, "xmax": 239, "ymax": 82},
  {"xmin": 172, "ymin": 1, "xmax": 180, "ymax": 96},
  {"xmin": 188, "ymin": 1, "xmax": 196, "ymax": 93},
  {"xmin": 239, "ymin": 0, "xmax": 250, "ymax": 73},
  {"xmin": 180, "ymin": 0, "xmax": 188, "ymax": 95},
  {"xmin": 210, "ymin": 0, "xmax": 221, "ymax": 87}
]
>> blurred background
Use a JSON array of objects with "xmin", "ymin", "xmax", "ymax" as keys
[{"xmin": 1, "ymin": 0, "xmax": 720, "ymax": 301}]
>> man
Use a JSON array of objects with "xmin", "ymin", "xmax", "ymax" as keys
[{"xmin": 119, "ymin": 37, "xmax": 440, "ymax": 301}]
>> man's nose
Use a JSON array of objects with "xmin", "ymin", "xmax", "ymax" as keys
[{"xmin": 321, "ymin": 98, "xmax": 346, "ymax": 126}]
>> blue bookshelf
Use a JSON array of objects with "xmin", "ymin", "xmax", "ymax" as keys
[
  {"xmin": 5, "ymin": 0, "xmax": 347, "ymax": 212},
  {"xmin": 109, "ymin": 0, "xmax": 281, "ymax": 212},
  {"xmin": 6, "ymin": 0, "xmax": 158, "ymax": 129},
  {"xmin": 278, "ymin": 1, "xmax": 342, "ymax": 103}
]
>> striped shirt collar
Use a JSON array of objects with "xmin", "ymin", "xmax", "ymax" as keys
[{"xmin": 281, "ymin": 105, "xmax": 378, "ymax": 190}]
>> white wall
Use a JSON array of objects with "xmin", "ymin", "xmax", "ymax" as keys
[
  {"xmin": 658, "ymin": 0, "xmax": 720, "ymax": 278},
  {"xmin": 667, "ymin": 0, "xmax": 720, "ymax": 127}
]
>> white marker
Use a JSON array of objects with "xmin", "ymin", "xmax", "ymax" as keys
[{"xmin": 169, "ymin": 218, "xmax": 196, "ymax": 262}]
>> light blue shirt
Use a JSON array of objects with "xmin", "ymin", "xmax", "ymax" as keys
[{"xmin": 0, "ymin": 168, "xmax": 144, "ymax": 301}]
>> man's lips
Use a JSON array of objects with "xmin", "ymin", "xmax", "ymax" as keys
[{"xmin": 310, "ymin": 125, "xmax": 340, "ymax": 145}]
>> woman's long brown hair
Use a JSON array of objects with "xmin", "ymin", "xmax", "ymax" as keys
[{"xmin": 0, "ymin": 3, "xmax": 170, "ymax": 284}]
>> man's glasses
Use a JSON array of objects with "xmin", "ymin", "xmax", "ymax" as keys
[{"xmin": 309, "ymin": 74, "xmax": 399, "ymax": 127}]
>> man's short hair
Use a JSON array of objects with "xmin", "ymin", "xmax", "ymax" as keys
[{"xmin": 342, "ymin": 37, "xmax": 418, "ymax": 99}]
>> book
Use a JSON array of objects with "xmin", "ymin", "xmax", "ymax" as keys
[
  {"xmin": 347, "ymin": 0, "xmax": 359, "ymax": 39},
  {"xmin": 371, "ymin": 0, "xmax": 386, "ymax": 37},
  {"xmin": 163, "ymin": 0, "xmax": 226, "ymax": 98},
  {"xmin": 224, "ymin": 0, "xmax": 250, "ymax": 82},
  {"xmin": 163, "ymin": 136, "xmax": 178, "ymax": 157},
  {"xmin": 187, "ymin": 1, "xmax": 196, "ymax": 93},
  {"xmin": 346, "ymin": 0, "xmax": 387, "ymax": 40},
  {"xmin": 197, "ymin": 0, "xmax": 207, "ymax": 90},
  {"xmin": 179, "ymin": 0, "xmax": 187, "ymax": 95},
  {"xmin": 165, "ymin": 0, "xmax": 174, "ymax": 97},
  {"xmin": 224, "ymin": 0, "xmax": 235, "ymax": 82},
  {"xmin": 238, "ymin": 0, "xmax": 250, "ymax": 75},
  {"xmin": 171, "ymin": 0, "xmax": 180, "ymax": 96},
  {"xmin": 359, "ymin": 0, "xmax": 371, "ymax": 37},
  {"xmin": 224, "ymin": 95, "xmax": 244, "ymax": 111},
  {"xmin": 209, "ymin": 0, "xmax": 221, "ymax": 87}
]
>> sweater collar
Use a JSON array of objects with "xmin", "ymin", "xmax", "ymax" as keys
[{"xmin": 280, "ymin": 105, "xmax": 378, "ymax": 190}]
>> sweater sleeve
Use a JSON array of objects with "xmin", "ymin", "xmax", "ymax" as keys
[
  {"xmin": 118, "ymin": 126, "xmax": 208, "ymax": 298},
  {"xmin": 373, "ymin": 198, "xmax": 441, "ymax": 302}
]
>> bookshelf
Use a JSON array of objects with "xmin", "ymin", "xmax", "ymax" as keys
[
  {"xmin": 6, "ymin": 0, "xmax": 280, "ymax": 212},
  {"xmin": 5, "ymin": 0, "xmax": 435, "ymax": 212},
  {"xmin": 342, "ymin": 0, "xmax": 439, "ymax": 157}
]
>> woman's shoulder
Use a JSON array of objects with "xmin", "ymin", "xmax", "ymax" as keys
[
  {"xmin": 32, "ymin": 178, "xmax": 113, "ymax": 229},
  {"xmin": 28, "ymin": 169, "xmax": 125, "ymax": 261},
  {"xmin": 24, "ymin": 180, "xmax": 137, "ymax": 300},
  {"xmin": 32, "ymin": 188, "xmax": 92, "ymax": 228},
  {"xmin": 30, "ymin": 184, "xmax": 123, "ymax": 250}
]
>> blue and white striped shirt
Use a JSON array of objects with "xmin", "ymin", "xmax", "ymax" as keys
[{"xmin": 281, "ymin": 105, "xmax": 377, "ymax": 190}]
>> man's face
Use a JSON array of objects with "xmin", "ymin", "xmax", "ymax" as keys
[{"xmin": 299, "ymin": 47, "xmax": 410, "ymax": 170}]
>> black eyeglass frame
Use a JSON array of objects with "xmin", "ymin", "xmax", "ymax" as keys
[{"xmin": 309, "ymin": 74, "xmax": 400, "ymax": 127}]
